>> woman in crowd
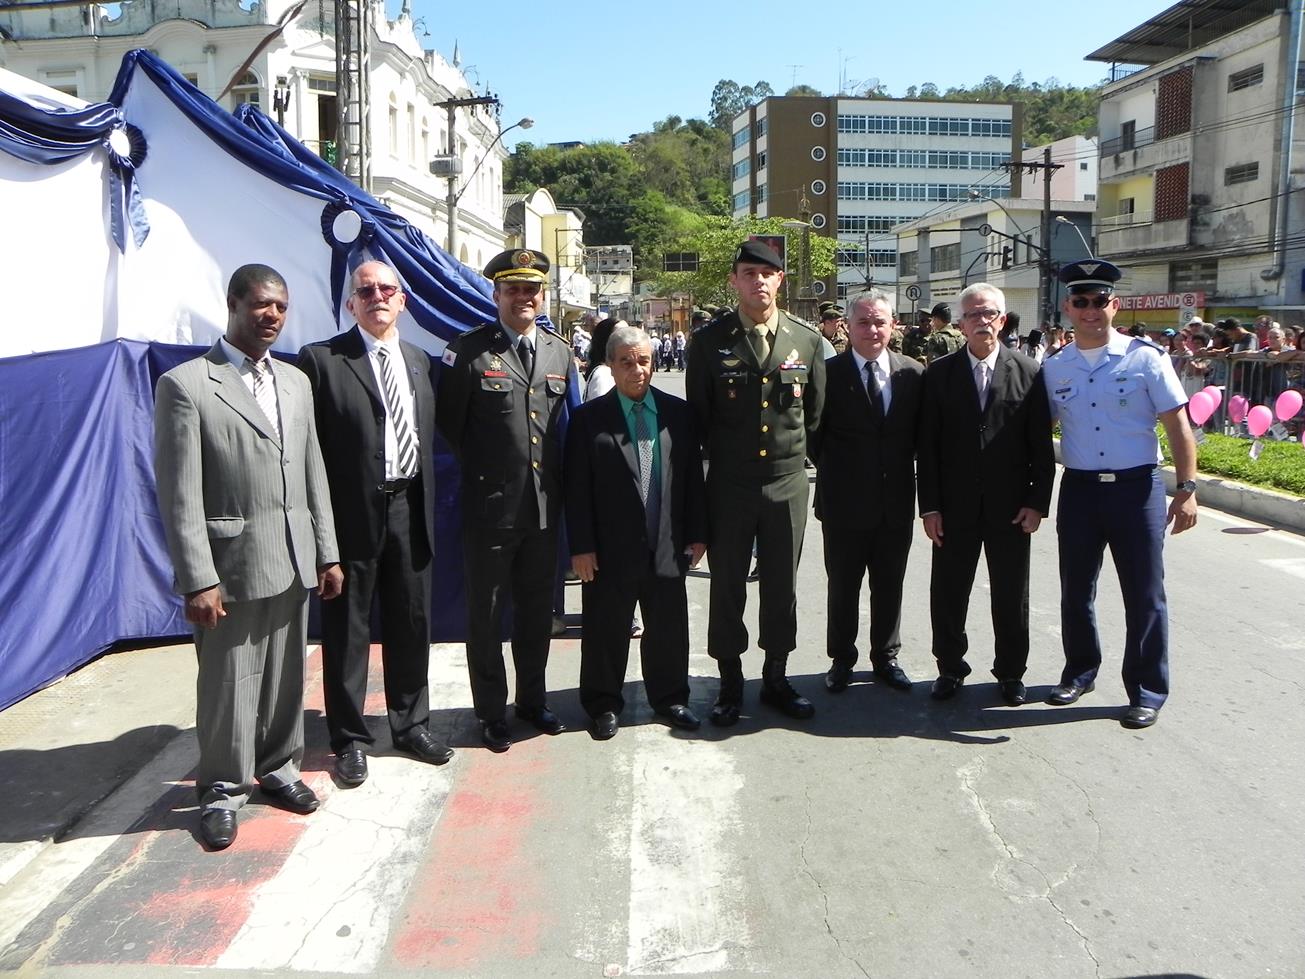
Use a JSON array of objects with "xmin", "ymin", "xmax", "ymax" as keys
[{"xmin": 583, "ymin": 318, "xmax": 622, "ymax": 401}]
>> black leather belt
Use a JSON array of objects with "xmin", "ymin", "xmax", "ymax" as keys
[
  {"xmin": 1062, "ymin": 464, "xmax": 1156, "ymax": 484},
  {"xmin": 382, "ymin": 477, "xmax": 413, "ymax": 494}
]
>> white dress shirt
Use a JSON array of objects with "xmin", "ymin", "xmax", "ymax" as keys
[
  {"xmin": 218, "ymin": 337, "xmax": 278, "ymax": 403},
  {"xmin": 360, "ymin": 330, "xmax": 419, "ymax": 481},
  {"xmin": 966, "ymin": 347, "xmax": 1000, "ymax": 405},
  {"xmin": 851, "ymin": 347, "xmax": 893, "ymax": 414}
]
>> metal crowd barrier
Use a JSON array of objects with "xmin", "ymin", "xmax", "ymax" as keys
[{"xmin": 1169, "ymin": 352, "xmax": 1305, "ymax": 438}]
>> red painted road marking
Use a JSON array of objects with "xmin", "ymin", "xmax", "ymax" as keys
[{"xmin": 390, "ymin": 740, "xmax": 551, "ymax": 969}]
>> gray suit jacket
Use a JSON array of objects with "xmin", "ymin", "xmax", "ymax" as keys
[{"xmin": 153, "ymin": 343, "xmax": 339, "ymax": 603}]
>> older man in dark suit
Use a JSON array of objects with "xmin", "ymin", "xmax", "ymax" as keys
[
  {"xmin": 810, "ymin": 289, "xmax": 924, "ymax": 695},
  {"xmin": 298, "ymin": 261, "xmax": 451, "ymax": 788},
  {"xmin": 917, "ymin": 283, "xmax": 1054, "ymax": 705},
  {"xmin": 564, "ymin": 326, "xmax": 707, "ymax": 740},
  {"xmin": 154, "ymin": 264, "xmax": 342, "ymax": 850}
]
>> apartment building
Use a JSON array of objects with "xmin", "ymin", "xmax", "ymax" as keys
[
  {"xmin": 731, "ymin": 95, "xmax": 1021, "ymax": 303},
  {"xmin": 1088, "ymin": 0, "xmax": 1305, "ymax": 324}
]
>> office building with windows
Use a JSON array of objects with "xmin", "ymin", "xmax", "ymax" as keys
[
  {"xmin": 1088, "ymin": 0, "xmax": 1305, "ymax": 322},
  {"xmin": 731, "ymin": 96, "xmax": 1022, "ymax": 303}
]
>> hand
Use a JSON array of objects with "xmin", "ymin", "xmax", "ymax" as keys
[
  {"xmin": 572, "ymin": 552, "xmax": 598, "ymax": 582},
  {"xmin": 921, "ymin": 512, "xmax": 944, "ymax": 547},
  {"xmin": 185, "ymin": 586, "xmax": 226, "ymax": 630},
  {"xmin": 318, "ymin": 563, "xmax": 344, "ymax": 599},
  {"xmin": 686, "ymin": 543, "xmax": 706, "ymax": 569},
  {"xmin": 1166, "ymin": 492, "xmax": 1198, "ymax": 535},
  {"xmin": 1011, "ymin": 507, "xmax": 1042, "ymax": 534}
]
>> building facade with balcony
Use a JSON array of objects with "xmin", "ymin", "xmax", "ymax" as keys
[
  {"xmin": 1087, "ymin": 0, "xmax": 1305, "ymax": 323},
  {"xmin": 893, "ymin": 198, "xmax": 1096, "ymax": 328},
  {"xmin": 730, "ymin": 95, "xmax": 1021, "ymax": 303},
  {"xmin": 501, "ymin": 188, "xmax": 592, "ymax": 329},
  {"xmin": 0, "ymin": 0, "xmax": 513, "ymax": 270}
]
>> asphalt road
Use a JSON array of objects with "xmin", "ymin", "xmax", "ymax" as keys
[{"xmin": 1, "ymin": 369, "xmax": 1302, "ymax": 979}]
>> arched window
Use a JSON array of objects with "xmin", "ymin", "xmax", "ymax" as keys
[{"xmin": 231, "ymin": 71, "xmax": 260, "ymax": 108}]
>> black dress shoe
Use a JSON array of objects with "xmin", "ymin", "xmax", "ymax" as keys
[
  {"xmin": 759, "ymin": 677, "xmax": 815, "ymax": 719},
  {"xmin": 1121, "ymin": 706, "xmax": 1159, "ymax": 729},
  {"xmin": 825, "ymin": 660, "xmax": 854, "ymax": 693},
  {"xmin": 335, "ymin": 747, "xmax": 368, "ymax": 787},
  {"xmin": 872, "ymin": 662, "xmax": 913, "ymax": 691},
  {"xmin": 656, "ymin": 704, "xmax": 701, "ymax": 730},
  {"xmin": 1047, "ymin": 681, "xmax": 1095, "ymax": 706},
  {"xmin": 264, "ymin": 780, "xmax": 319, "ymax": 815},
  {"xmin": 998, "ymin": 679, "xmax": 1027, "ymax": 706},
  {"xmin": 930, "ymin": 674, "xmax": 964, "ymax": 700},
  {"xmin": 199, "ymin": 808, "xmax": 237, "ymax": 850},
  {"xmin": 395, "ymin": 727, "xmax": 455, "ymax": 765},
  {"xmin": 591, "ymin": 711, "xmax": 619, "ymax": 740},
  {"xmin": 482, "ymin": 719, "xmax": 511, "ymax": 753},
  {"xmin": 517, "ymin": 705, "xmax": 566, "ymax": 735}
]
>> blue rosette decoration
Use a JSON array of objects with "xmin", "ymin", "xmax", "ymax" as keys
[
  {"xmin": 320, "ymin": 199, "xmax": 376, "ymax": 323},
  {"xmin": 103, "ymin": 121, "xmax": 149, "ymax": 250}
]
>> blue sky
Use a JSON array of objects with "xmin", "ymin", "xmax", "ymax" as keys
[{"xmin": 404, "ymin": 0, "xmax": 1175, "ymax": 148}]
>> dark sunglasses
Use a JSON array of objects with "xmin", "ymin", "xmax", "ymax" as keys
[
  {"xmin": 354, "ymin": 283, "xmax": 400, "ymax": 300},
  {"xmin": 1069, "ymin": 294, "xmax": 1112, "ymax": 309}
]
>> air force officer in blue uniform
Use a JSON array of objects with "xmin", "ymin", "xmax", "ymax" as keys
[{"xmin": 1042, "ymin": 259, "xmax": 1198, "ymax": 729}]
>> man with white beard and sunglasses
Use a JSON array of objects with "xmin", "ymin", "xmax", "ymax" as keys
[{"xmin": 1040, "ymin": 258, "xmax": 1198, "ymax": 730}]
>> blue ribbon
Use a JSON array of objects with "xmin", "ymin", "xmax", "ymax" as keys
[
  {"xmin": 102, "ymin": 122, "xmax": 149, "ymax": 250},
  {"xmin": 320, "ymin": 199, "xmax": 376, "ymax": 323}
]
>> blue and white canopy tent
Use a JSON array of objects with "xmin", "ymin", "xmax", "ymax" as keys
[{"xmin": 0, "ymin": 51, "xmax": 558, "ymax": 710}]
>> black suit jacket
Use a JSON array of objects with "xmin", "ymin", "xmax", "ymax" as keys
[
  {"xmin": 297, "ymin": 326, "xmax": 437, "ymax": 560},
  {"xmin": 435, "ymin": 322, "xmax": 575, "ymax": 531},
  {"xmin": 916, "ymin": 345, "xmax": 1054, "ymax": 526},
  {"xmin": 809, "ymin": 349, "xmax": 924, "ymax": 528},
  {"xmin": 564, "ymin": 388, "xmax": 707, "ymax": 581}
]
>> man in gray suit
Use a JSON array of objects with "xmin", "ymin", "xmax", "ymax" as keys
[{"xmin": 154, "ymin": 264, "xmax": 342, "ymax": 851}]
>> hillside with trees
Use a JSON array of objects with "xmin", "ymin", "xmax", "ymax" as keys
[{"xmin": 504, "ymin": 73, "xmax": 1099, "ymax": 291}]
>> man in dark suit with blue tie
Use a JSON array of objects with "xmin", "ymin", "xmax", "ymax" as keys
[
  {"xmin": 916, "ymin": 283, "xmax": 1054, "ymax": 705},
  {"xmin": 811, "ymin": 289, "xmax": 924, "ymax": 695},
  {"xmin": 564, "ymin": 326, "xmax": 707, "ymax": 740}
]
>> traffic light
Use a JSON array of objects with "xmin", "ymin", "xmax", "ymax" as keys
[{"xmin": 1001, "ymin": 245, "xmax": 1013, "ymax": 270}]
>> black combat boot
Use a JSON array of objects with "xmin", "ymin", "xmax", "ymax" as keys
[{"xmin": 759, "ymin": 654, "xmax": 815, "ymax": 719}]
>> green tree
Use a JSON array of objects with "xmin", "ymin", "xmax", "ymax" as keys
[
  {"xmin": 649, "ymin": 215, "xmax": 836, "ymax": 307},
  {"xmin": 709, "ymin": 79, "xmax": 775, "ymax": 130},
  {"xmin": 786, "ymin": 84, "xmax": 823, "ymax": 97},
  {"xmin": 506, "ymin": 141, "xmax": 646, "ymax": 246}
]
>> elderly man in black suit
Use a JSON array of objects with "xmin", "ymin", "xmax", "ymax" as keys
[
  {"xmin": 917, "ymin": 283, "xmax": 1055, "ymax": 705},
  {"xmin": 298, "ymin": 261, "xmax": 452, "ymax": 788},
  {"xmin": 564, "ymin": 325, "xmax": 707, "ymax": 740},
  {"xmin": 811, "ymin": 289, "xmax": 925, "ymax": 695}
]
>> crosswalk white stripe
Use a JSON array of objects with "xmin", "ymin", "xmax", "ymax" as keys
[
  {"xmin": 625, "ymin": 728, "xmax": 750, "ymax": 975},
  {"xmin": 217, "ymin": 647, "xmax": 472, "ymax": 973}
]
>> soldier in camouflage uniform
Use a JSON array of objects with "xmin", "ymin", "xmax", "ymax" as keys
[
  {"xmin": 923, "ymin": 302, "xmax": 964, "ymax": 364},
  {"xmin": 901, "ymin": 308, "xmax": 930, "ymax": 363},
  {"xmin": 817, "ymin": 302, "xmax": 850, "ymax": 355}
]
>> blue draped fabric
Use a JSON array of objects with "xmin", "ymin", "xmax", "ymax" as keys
[
  {"xmin": 0, "ymin": 52, "xmax": 583, "ymax": 709},
  {"xmin": 0, "ymin": 80, "xmax": 149, "ymax": 248}
]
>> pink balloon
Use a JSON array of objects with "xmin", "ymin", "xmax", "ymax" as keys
[
  {"xmin": 1202, "ymin": 386, "xmax": 1223, "ymax": 411},
  {"xmin": 1229, "ymin": 395, "xmax": 1250, "ymax": 425},
  {"xmin": 1247, "ymin": 405, "xmax": 1273, "ymax": 438},
  {"xmin": 1275, "ymin": 389, "xmax": 1303, "ymax": 422},
  {"xmin": 1187, "ymin": 391, "xmax": 1215, "ymax": 426}
]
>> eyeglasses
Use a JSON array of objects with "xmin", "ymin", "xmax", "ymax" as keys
[
  {"xmin": 354, "ymin": 283, "xmax": 400, "ymax": 300},
  {"xmin": 961, "ymin": 307, "xmax": 1002, "ymax": 322},
  {"xmin": 1069, "ymin": 295, "xmax": 1112, "ymax": 310}
]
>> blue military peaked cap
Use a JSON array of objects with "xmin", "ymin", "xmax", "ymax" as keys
[{"xmin": 1058, "ymin": 258, "xmax": 1123, "ymax": 293}]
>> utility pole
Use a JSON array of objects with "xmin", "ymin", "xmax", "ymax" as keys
[
  {"xmin": 335, "ymin": 0, "xmax": 371, "ymax": 191},
  {"xmin": 437, "ymin": 94, "xmax": 499, "ymax": 258},
  {"xmin": 1002, "ymin": 149, "xmax": 1062, "ymax": 327}
]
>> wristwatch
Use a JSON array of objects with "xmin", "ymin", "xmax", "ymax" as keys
[{"xmin": 1176, "ymin": 479, "xmax": 1198, "ymax": 494}]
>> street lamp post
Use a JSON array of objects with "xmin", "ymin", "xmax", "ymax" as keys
[
  {"xmin": 433, "ymin": 95, "xmax": 532, "ymax": 260},
  {"xmin": 1055, "ymin": 215, "xmax": 1093, "ymax": 257}
]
